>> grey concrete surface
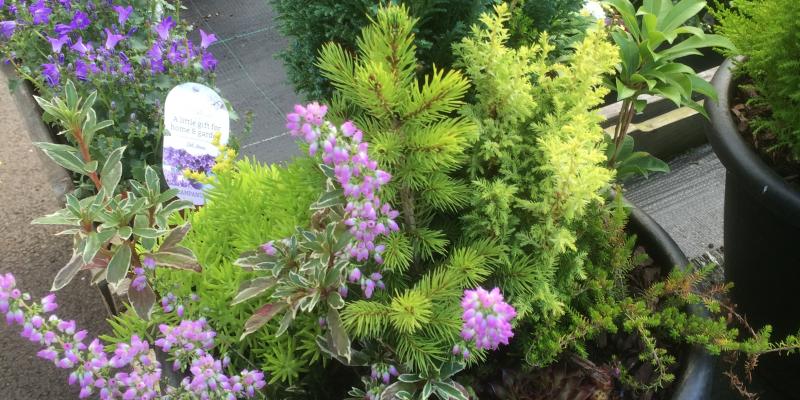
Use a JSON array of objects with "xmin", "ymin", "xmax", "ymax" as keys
[
  {"xmin": 625, "ymin": 144, "xmax": 726, "ymax": 261},
  {"xmin": 186, "ymin": 0, "xmax": 301, "ymax": 163}
]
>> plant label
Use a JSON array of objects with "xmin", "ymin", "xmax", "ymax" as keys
[{"xmin": 162, "ymin": 82, "xmax": 229, "ymax": 205}]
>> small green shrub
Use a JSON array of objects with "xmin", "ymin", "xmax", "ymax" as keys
[
  {"xmin": 270, "ymin": 0, "xmax": 591, "ymax": 100},
  {"xmin": 714, "ymin": 0, "xmax": 800, "ymax": 161}
]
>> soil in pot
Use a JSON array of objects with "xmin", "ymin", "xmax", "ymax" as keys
[{"xmin": 466, "ymin": 248, "xmax": 693, "ymax": 400}]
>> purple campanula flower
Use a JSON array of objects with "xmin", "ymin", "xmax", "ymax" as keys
[
  {"xmin": 53, "ymin": 23, "xmax": 72, "ymax": 35},
  {"xmin": 166, "ymin": 42, "xmax": 183, "ymax": 64},
  {"xmin": 57, "ymin": 0, "xmax": 71, "ymax": 9},
  {"xmin": 199, "ymin": 29, "xmax": 217, "ymax": 49},
  {"xmin": 47, "ymin": 35, "xmax": 69, "ymax": 53},
  {"xmin": 69, "ymin": 36, "xmax": 89, "ymax": 55},
  {"xmin": 112, "ymin": 5, "xmax": 133, "ymax": 25},
  {"xmin": 200, "ymin": 52, "xmax": 217, "ymax": 71},
  {"xmin": 73, "ymin": 59, "xmax": 88, "ymax": 80},
  {"xmin": 70, "ymin": 10, "xmax": 90, "ymax": 30},
  {"xmin": 0, "ymin": 21, "xmax": 15, "ymax": 38},
  {"xmin": 30, "ymin": 0, "xmax": 52, "ymax": 25},
  {"xmin": 154, "ymin": 16, "xmax": 174, "ymax": 40},
  {"xmin": 41, "ymin": 63, "xmax": 60, "ymax": 87},
  {"xmin": 103, "ymin": 28, "xmax": 124, "ymax": 50}
]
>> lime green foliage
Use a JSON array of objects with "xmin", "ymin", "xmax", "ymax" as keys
[
  {"xmin": 317, "ymin": 3, "xmax": 478, "ymax": 266},
  {"xmin": 714, "ymin": 0, "xmax": 800, "ymax": 160},
  {"xmin": 124, "ymin": 156, "xmax": 326, "ymax": 392},
  {"xmin": 455, "ymin": 3, "xmax": 619, "ymax": 364},
  {"xmin": 605, "ymin": 0, "xmax": 733, "ymax": 178}
]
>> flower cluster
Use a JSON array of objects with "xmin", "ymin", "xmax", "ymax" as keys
[
  {"xmin": 348, "ymin": 267, "xmax": 385, "ymax": 299},
  {"xmin": 459, "ymin": 287, "xmax": 516, "ymax": 351},
  {"xmin": 0, "ymin": 1, "xmax": 219, "ymax": 179},
  {"xmin": 370, "ymin": 363, "xmax": 399, "ymax": 385},
  {"xmin": 286, "ymin": 103, "xmax": 400, "ymax": 264},
  {"xmin": 0, "ymin": 272, "xmax": 265, "ymax": 399}
]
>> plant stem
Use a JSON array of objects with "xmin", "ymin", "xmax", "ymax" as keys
[
  {"xmin": 69, "ymin": 123, "xmax": 103, "ymax": 191},
  {"xmin": 608, "ymin": 98, "xmax": 637, "ymax": 167},
  {"xmin": 399, "ymin": 185, "xmax": 417, "ymax": 234}
]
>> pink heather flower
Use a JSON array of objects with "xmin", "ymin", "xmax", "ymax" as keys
[
  {"xmin": 41, "ymin": 294, "xmax": 57, "ymax": 313},
  {"xmin": 460, "ymin": 287, "xmax": 516, "ymax": 350},
  {"xmin": 260, "ymin": 241, "xmax": 277, "ymax": 256}
]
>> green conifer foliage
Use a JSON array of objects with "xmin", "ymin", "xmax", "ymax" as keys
[
  {"xmin": 455, "ymin": 4, "xmax": 620, "ymax": 364},
  {"xmin": 317, "ymin": 4, "xmax": 479, "ymax": 268}
]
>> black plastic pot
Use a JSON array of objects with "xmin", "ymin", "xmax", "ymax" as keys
[
  {"xmin": 628, "ymin": 204, "xmax": 715, "ymax": 400},
  {"xmin": 705, "ymin": 58, "xmax": 800, "ymax": 399}
]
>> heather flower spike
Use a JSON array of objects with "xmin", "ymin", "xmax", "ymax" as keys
[
  {"xmin": 0, "ymin": 273, "xmax": 265, "ymax": 398},
  {"xmin": 460, "ymin": 287, "xmax": 516, "ymax": 350}
]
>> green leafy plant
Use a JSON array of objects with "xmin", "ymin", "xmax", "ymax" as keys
[
  {"xmin": 604, "ymin": 0, "xmax": 734, "ymax": 179},
  {"xmin": 713, "ymin": 0, "xmax": 800, "ymax": 161},
  {"xmin": 0, "ymin": 0, "xmax": 223, "ymax": 185},
  {"xmin": 271, "ymin": 0, "xmax": 593, "ymax": 101},
  {"xmin": 30, "ymin": 81, "xmax": 199, "ymax": 320}
]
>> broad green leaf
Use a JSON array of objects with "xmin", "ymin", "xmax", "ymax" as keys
[
  {"xmin": 653, "ymin": 84, "xmax": 681, "ymax": 106},
  {"xmin": 319, "ymin": 164, "xmax": 336, "ymax": 180},
  {"xmin": 128, "ymin": 281, "xmax": 155, "ymax": 320},
  {"xmin": 51, "ymin": 251, "xmax": 84, "ymax": 291},
  {"xmin": 232, "ymin": 277, "xmax": 278, "ymax": 305},
  {"xmin": 32, "ymin": 208, "xmax": 79, "ymax": 226},
  {"xmin": 439, "ymin": 361, "xmax": 465, "ymax": 380},
  {"xmin": 661, "ymin": 0, "xmax": 706, "ymax": 33},
  {"xmin": 611, "ymin": 31, "xmax": 639, "ymax": 80},
  {"xmin": 144, "ymin": 166, "xmax": 160, "ymax": 194},
  {"xmin": 150, "ymin": 247, "xmax": 201, "ymax": 272},
  {"xmin": 327, "ymin": 292, "xmax": 345, "ymax": 309},
  {"xmin": 100, "ymin": 146, "xmax": 125, "ymax": 194},
  {"xmin": 106, "ymin": 244, "xmax": 132, "ymax": 286},
  {"xmin": 64, "ymin": 81, "xmax": 78, "ymax": 109},
  {"xmin": 615, "ymin": 78, "xmax": 637, "ymax": 101},
  {"xmin": 380, "ymin": 382, "xmax": 418, "ymax": 400},
  {"xmin": 433, "ymin": 382, "xmax": 469, "ymax": 400},
  {"xmin": 605, "ymin": 0, "xmax": 640, "ymax": 38},
  {"xmin": 131, "ymin": 227, "xmax": 161, "ymax": 239},
  {"xmin": 421, "ymin": 381, "xmax": 434, "ymax": 399},
  {"xmin": 310, "ymin": 189, "xmax": 345, "ymax": 210},
  {"xmin": 327, "ymin": 307, "xmax": 351, "ymax": 362},
  {"xmin": 618, "ymin": 151, "xmax": 670, "ymax": 180},
  {"xmin": 398, "ymin": 374, "xmax": 423, "ymax": 383},
  {"xmin": 658, "ymin": 34, "xmax": 734, "ymax": 61},
  {"xmin": 34, "ymin": 142, "xmax": 89, "ymax": 175},
  {"xmin": 117, "ymin": 226, "xmax": 132, "ymax": 240},
  {"xmin": 83, "ymin": 228, "xmax": 116, "ymax": 264},
  {"xmin": 689, "ymin": 74, "xmax": 716, "ymax": 100}
]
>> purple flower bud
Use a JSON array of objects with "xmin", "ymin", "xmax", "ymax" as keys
[{"xmin": 348, "ymin": 268, "xmax": 361, "ymax": 283}]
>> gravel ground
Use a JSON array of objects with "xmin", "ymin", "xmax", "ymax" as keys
[{"xmin": 0, "ymin": 71, "xmax": 110, "ymax": 399}]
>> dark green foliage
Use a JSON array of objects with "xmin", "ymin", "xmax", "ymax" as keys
[
  {"xmin": 714, "ymin": 0, "xmax": 800, "ymax": 161},
  {"xmin": 270, "ymin": 0, "xmax": 589, "ymax": 100}
]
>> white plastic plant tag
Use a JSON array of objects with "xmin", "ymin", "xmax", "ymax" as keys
[{"xmin": 162, "ymin": 82, "xmax": 229, "ymax": 205}]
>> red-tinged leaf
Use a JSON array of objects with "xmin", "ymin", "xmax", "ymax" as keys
[
  {"xmin": 160, "ymin": 224, "xmax": 191, "ymax": 251},
  {"xmin": 241, "ymin": 303, "xmax": 287, "ymax": 340},
  {"xmin": 81, "ymin": 253, "xmax": 110, "ymax": 270},
  {"xmin": 52, "ymin": 251, "xmax": 84, "ymax": 291},
  {"xmin": 128, "ymin": 282, "xmax": 156, "ymax": 320},
  {"xmin": 231, "ymin": 277, "xmax": 277, "ymax": 305}
]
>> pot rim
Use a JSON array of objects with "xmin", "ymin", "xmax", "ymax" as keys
[
  {"xmin": 704, "ymin": 58, "xmax": 800, "ymax": 224},
  {"xmin": 627, "ymin": 203, "xmax": 715, "ymax": 400}
]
